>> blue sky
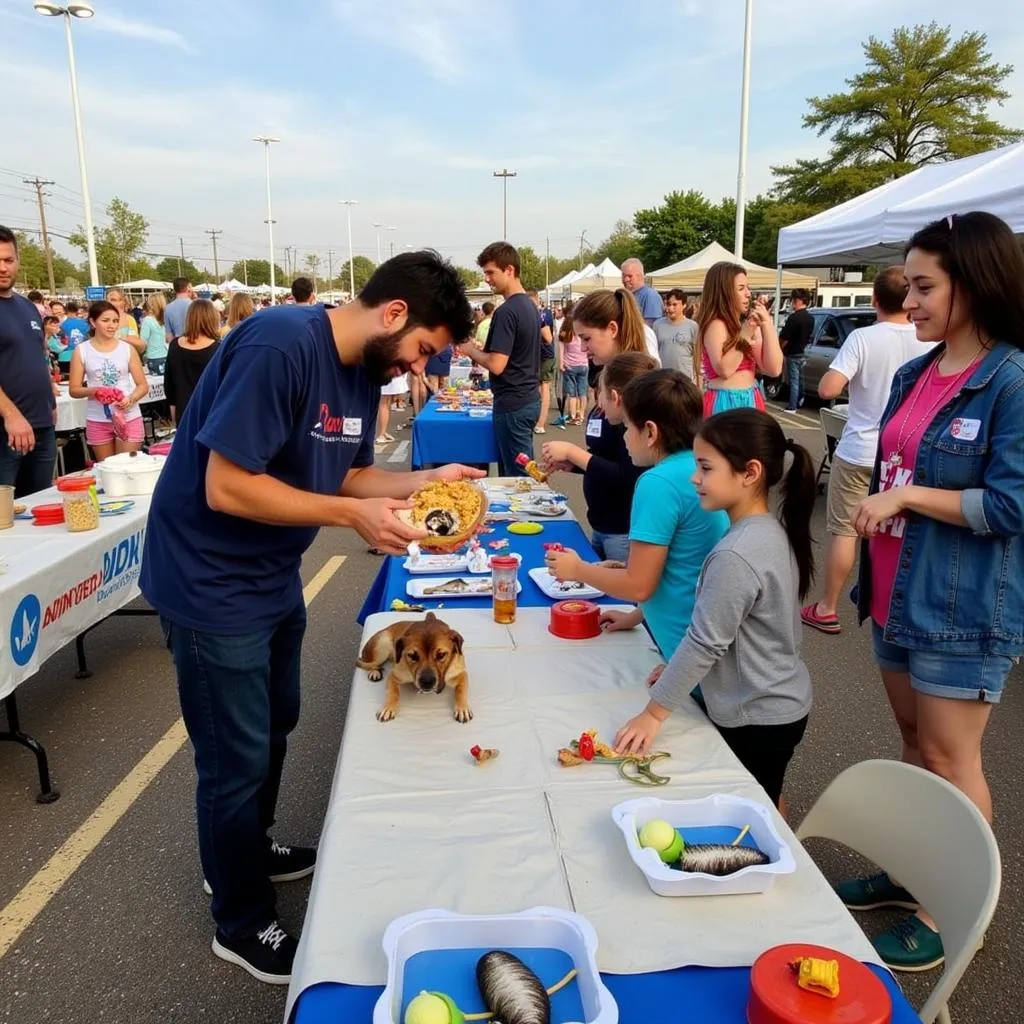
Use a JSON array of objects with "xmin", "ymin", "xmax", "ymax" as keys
[{"xmin": 1, "ymin": 0, "xmax": 1021, "ymax": 277}]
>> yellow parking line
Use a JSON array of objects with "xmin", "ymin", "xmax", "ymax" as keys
[{"xmin": 0, "ymin": 553, "xmax": 347, "ymax": 961}]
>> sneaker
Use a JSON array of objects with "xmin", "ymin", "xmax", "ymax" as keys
[
  {"xmin": 203, "ymin": 840, "xmax": 316, "ymax": 895},
  {"xmin": 835, "ymin": 871, "xmax": 919, "ymax": 912},
  {"xmin": 873, "ymin": 916, "xmax": 945, "ymax": 973},
  {"xmin": 212, "ymin": 920, "xmax": 298, "ymax": 985}
]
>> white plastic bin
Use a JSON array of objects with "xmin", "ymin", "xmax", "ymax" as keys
[{"xmin": 611, "ymin": 793, "xmax": 796, "ymax": 897}]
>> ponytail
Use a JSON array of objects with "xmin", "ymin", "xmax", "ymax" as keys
[
  {"xmin": 697, "ymin": 409, "xmax": 816, "ymax": 598},
  {"xmin": 614, "ymin": 288, "xmax": 647, "ymax": 355},
  {"xmin": 574, "ymin": 288, "xmax": 647, "ymax": 356}
]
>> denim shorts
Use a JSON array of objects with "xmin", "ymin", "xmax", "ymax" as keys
[{"xmin": 870, "ymin": 622, "xmax": 1013, "ymax": 704}]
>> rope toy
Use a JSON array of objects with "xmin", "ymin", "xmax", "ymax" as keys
[{"xmin": 557, "ymin": 730, "xmax": 671, "ymax": 787}]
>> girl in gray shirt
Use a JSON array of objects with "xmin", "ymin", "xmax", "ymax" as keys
[{"xmin": 614, "ymin": 408, "xmax": 816, "ymax": 806}]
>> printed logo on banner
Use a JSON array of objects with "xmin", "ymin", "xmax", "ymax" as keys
[
  {"xmin": 97, "ymin": 528, "xmax": 146, "ymax": 603},
  {"xmin": 10, "ymin": 594, "xmax": 41, "ymax": 667}
]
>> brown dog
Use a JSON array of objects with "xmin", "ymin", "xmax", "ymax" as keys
[{"xmin": 357, "ymin": 612, "xmax": 470, "ymax": 723}]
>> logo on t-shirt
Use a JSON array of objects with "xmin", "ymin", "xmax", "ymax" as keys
[
  {"xmin": 30, "ymin": 320, "xmax": 41, "ymax": 333},
  {"xmin": 311, "ymin": 402, "xmax": 362, "ymax": 444}
]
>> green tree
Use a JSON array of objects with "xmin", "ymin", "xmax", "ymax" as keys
[
  {"xmin": 593, "ymin": 219, "xmax": 642, "ymax": 267},
  {"xmin": 633, "ymin": 191, "xmax": 735, "ymax": 270},
  {"xmin": 154, "ymin": 256, "xmax": 204, "ymax": 283},
  {"xmin": 742, "ymin": 197, "xmax": 821, "ymax": 268},
  {"xmin": 231, "ymin": 259, "xmax": 285, "ymax": 287},
  {"xmin": 773, "ymin": 23, "xmax": 1022, "ymax": 205},
  {"xmin": 454, "ymin": 265, "xmax": 481, "ymax": 289},
  {"xmin": 336, "ymin": 256, "xmax": 377, "ymax": 293},
  {"xmin": 13, "ymin": 233, "xmax": 81, "ymax": 291},
  {"xmin": 69, "ymin": 197, "xmax": 149, "ymax": 285}
]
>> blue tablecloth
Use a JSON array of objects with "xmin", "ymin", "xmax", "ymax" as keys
[
  {"xmin": 294, "ymin": 962, "xmax": 919, "ymax": 1023},
  {"xmin": 357, "ymin": 519, "xmax": 609, "ymax": 622},
  {"xmin": 411, "ymin": 398, "xmax": 500, "ymax": 469}
]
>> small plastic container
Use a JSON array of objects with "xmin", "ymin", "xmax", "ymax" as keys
[
  {"xmin": 491, "ymin": 555, "xmax": 519, "ymax": 624},
  {"xmin": 31, "ymin": 503, "xmax": 66, "ymax": 526},
  {"xmin": 549, "ymin": 599, "xmax": 602, "ymax": 639},
  {"xmin": 63, "ymin": 488, "xmax": 100, "ymax": 532}
]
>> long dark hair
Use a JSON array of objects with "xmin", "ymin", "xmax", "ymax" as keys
[
  {"xmin": 907, "ymin": 211, "xmax": 1024, "ymax": 350},
  {"xmin": 621, "ymin": 369, "xmax": 703, "ymax": 455},
  {"xmin": 698, "ymin": 409, "xmax": 816, "ymax": 598}
]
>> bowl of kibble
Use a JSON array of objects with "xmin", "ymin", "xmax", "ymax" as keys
[{"xmin": 58, "ymin": 477, "xmax": 100, "ymax": 533}]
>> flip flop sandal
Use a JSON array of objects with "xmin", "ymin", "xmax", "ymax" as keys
[{"xmin": 801, "ymin": 603, "xmax": 841, "ymax": 634}]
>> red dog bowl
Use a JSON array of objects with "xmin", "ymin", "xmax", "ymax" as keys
[
  {"xmin": 748, "ymin": 943, "xmax": 891, "ymax": 1024},
  {"xmin": 31, "ymin": 503, "xmax": 66, "ymax": 526},
  {"xmin": 549, "ymin": 600, "xmax": 601, "ymax": 640}
]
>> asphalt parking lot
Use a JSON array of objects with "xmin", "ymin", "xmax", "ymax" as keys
[{"xmin": 0, "ymin": 405, "xmax": 1019, "ymax": 1024}]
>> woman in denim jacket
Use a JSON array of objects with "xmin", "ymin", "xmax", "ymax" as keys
[{"xmin": 836, "ymin": 212, "xmax": 1024, "ymax": 971}]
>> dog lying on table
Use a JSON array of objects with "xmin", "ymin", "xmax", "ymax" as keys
[{"xmin": 357, "ymin": 612, "xmax": 471, "ymax": 723}]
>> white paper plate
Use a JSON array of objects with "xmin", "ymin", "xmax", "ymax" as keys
[
  {"xmin": 527, "ymin": 567, "xmax": 604, "ymax": 600},
  {"xmin": 402, "ymin": 554, "xmax": 470, "ymax": 575},
  {"xmin": 406, "ymin": 576, "xmax": 522, "ymax": 599}
]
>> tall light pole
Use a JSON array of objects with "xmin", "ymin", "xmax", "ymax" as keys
[
  {"xmin": 35, "ymin": 2, "xmax": 98, "ymax": 286},
  {"xmin": 252, "ymin": 135, "xmax": 279, "ymax": 300},
  {"xmin": 493, "ymin": 168, "xmax": 517, "ymax": 239},
  {"xmin": 734, "ymin": 0, "xmax": 754, "ymax": 258},
  {"xmin": 340, "ymin": 200, "xmax": 358, "ymax": 298},
  {"xmin": 386, "ymin": 225, "xmax": 397, "ymax": 259},
  {"xmin": 373, "ymin": 222, "xmax": 382, "ymax": 264}
]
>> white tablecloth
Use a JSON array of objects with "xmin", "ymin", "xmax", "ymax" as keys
[
  {"xmin": 1, "ymin": 486, "xmax": 151, "ymax": 699},
  {"xmin": 55, "ymin": 375, "xmax": 164, "ymax": 434},
  {"xmin": 287, "ymin": 608, "xmax": 880, "ymax": 1017}
]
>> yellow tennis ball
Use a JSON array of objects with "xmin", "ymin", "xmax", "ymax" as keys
[
  {"xmin": 405, "ymin": 990, "xmax": 463, "ymax": 1024},
  {"xmin": 638, "ymin": 819, "xmax": 676, "ymax": 851}
]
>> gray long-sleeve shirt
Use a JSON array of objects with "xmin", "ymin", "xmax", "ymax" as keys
[{"xmin": 649, "ymin": 514, "xmax": 812, "ymax": 729}]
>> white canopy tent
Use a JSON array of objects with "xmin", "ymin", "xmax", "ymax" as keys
[
  {"xmin": 113, "ymin": 279, "xmax": 171, "ymax": 291},
  {"xmin": 216, "ymin": 278, "xmax": 252, "ymax": 293},
  {"xmin": 543, "ymin": 263, "xmax": 595, "ymax": 301},
  {"xmin": 648, "ymin": 241, "xmax": 816, "ymax": 290},
  {"xmin": 566, "ymin": 257, "xmax": 622, "ymax": 295},
  {"xmin": 776, "ymin": 142, "xmax": 1024, "ymax": 267}
]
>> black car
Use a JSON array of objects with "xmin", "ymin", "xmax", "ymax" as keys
[{"xmin": 764, "ymin": 307, "xmax": 877, "ymax": 403}]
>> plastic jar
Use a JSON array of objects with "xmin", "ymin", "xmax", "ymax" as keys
[
  {"xmin": 491, "ymin": 555, "xmax": 519, "ymax": 624},
  {"xmin": 63, "ymin": 488, "xmax": 100, "ymax": 532}
]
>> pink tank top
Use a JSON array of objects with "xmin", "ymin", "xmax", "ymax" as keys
[{"xmin": 701, "ymin": 345, "xmax": 756, "ymax": 383}]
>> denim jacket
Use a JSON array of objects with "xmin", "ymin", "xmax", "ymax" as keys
[{"xmin": 857, "ymin": 341, "xmax": 1024, "ymax": 655}]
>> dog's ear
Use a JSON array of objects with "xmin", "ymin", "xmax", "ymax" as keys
[
  {"xmin": 395, "ymin": 636, "xmax": 406, "ymax": 662},
  {"xmin": 449, "ymin": 630, "xmax": 464, "ymax": 655}
]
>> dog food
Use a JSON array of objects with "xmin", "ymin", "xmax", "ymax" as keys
[{"xmin": 63, "ymin": 490, "xmax": 100, "ymax": 532}]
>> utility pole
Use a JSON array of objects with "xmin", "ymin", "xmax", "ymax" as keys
[
  {"xmin": 492, "ymin": 168, "xmax": 517, "ymax": 239},
  {"xmin": 545, "ymin": 237, "xmax": 550, "ymax": 295},
  {"xmin": 327, "ymin": 249, "xmax": 335, "ymax": 296},
  {"xmin": 178, "ymin": 237, "xmax": 186, "ymax": 277},
  {"xmin": 24, "ymin": 177, "xmax": 56, "ymax": 295},
  {"xmin": 243, "ymin": 259, "xmax": 248, "ymax": 287},
  {"xmin": 578, "ymin": 230, "xmax": 587, "ymax": 270},
  {"xmin": 205, "ymin": 229, "xmax": 222, "ymax": 281}
]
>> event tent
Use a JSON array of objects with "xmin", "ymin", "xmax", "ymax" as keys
[
  {"xmin": 544, "ymin": 263, "xmax": 595, "ymax": 299},
  {"xmin": 216, "ymin": 278, "xmax": 251, "ymax": 292},
  {"xmin": 776, "ymin": 142, "xmax": 1024, "ymax": 267},
  {"xmin": 566, "ymin": 257, "xmax": 622, "ymax": 295},
  {"xmin": 113, "ymin": 279, "xmax": 171, "ymax": 291},
  {"xmin": 648, "ymin": 241, "xmax": 816, "ymax": 290}
]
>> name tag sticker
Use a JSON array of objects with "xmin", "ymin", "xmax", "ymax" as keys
[
  {"xmin": 586, "ymin": 418, "xmax": 602, "ymax": 439},
  {"xmin": 342, "ymin": 418, "xmax": 362, "ymax": 436},
  {"xmin": 949, "ymin": 417, "xmax": 980, "ymax": 442}
]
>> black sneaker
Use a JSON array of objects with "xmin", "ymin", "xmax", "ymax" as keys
[
  {"xmin": 203, "ymin": 839, "xmax": 317, "ymax": 895},
  {"xmin": 212, "ymin": 920, "xmax": 297, "ymax": 985}
]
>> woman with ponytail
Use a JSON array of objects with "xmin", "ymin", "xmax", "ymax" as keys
[
  {"xmin": 694, "ymin": 262, "xmax": 784, "ymax": 416},
  {"xmin": 572, "ymin": 288, "xmax": 660, "ymax": 368},
  {"xmin": 614, "ymin": 408, "xmax": 815, "ymax": 809}
]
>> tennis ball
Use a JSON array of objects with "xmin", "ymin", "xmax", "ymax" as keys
[
  {"xmin": 638, "ymin": 819, "xmax": 684, "ymax": 863},
  {"xmin": 404, "ymin": 990, "xmax": 464, "ymax": 1024}
]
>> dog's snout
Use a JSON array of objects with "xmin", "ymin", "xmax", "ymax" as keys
[{"xmin": 417, "ymin": 670, "xmax": 437, "ymax": 691}]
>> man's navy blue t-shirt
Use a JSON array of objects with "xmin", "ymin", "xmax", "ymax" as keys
[
  {"xmin": 0, "ymin": 293, "xmax": 55, "ymax": 429},
  {"xmin": 140, "ymin": 305, "xmax": 378, "ymax": 633}
]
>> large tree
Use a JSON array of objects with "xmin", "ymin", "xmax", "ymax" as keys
[
  {"xmin": 633, "ymin": 191, "xmax": 734, "ymax": 270},
  {"xmin": 154, "ymin": 256, "xmax": 205, "ymax": 283},
  {"xmin": 335, "ymin": 256, "xmax": 377, "ymax": 293},
  {"xmin": 773, "ymin": 23, "xmax": 1021, "ymax": 205},
  {"xmin": 13, "ymin": 233, "xmax": 81, "ymax": 292},
  {"xmin": 593, "ymin": 219, "xmax": 642, "ymax": 268},
  {"xmin": 69, "ymin": 197, "xmax": 150, "ymax": 285},
  {"xmin": 230, "ymin": 259, "xmax": 285, "ymax": 287}
]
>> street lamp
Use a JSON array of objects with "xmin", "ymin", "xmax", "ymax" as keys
[
  {"xmin": 734, "ymin": 0, "xmax": 754, "ymax": 258},
  {"xmin": 252, "ymin": 135, "xmax": 279, "ymax": 301},
  {"xmin": 386, "ymin": 225, "xmax": 397, "ymax": 259},
  {"xmin": 35, "ymin": 1, "xmax": 98, "ymax": 286},
  {"xmin": 340, "ymin": 200, "xmax": 358, "ymax": 299},
  {"xmin": 373, "ymin": 222, "xmax": 382, "ymax": 264},
  {"xmin": 492, "ymin": 168, "xmax": 517, "ymax": 239}
]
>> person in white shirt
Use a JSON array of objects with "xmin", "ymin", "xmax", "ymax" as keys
[{"xmin": 800, "ymin": 266, "xmax": 936, "ymax": 634}]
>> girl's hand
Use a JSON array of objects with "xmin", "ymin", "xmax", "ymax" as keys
[
  {"xmin": 545, "ymin": 547, "xmax": 582, "ymax": 580},
  {"xmin": 595, "ymin": 559, "xmax": 626, "ymax": 569},
  {"xmin": 614, "ymin": 710, "xmax": 663, "ymax": 755},
  {"xmin": 852, "ymin": 489, "xmax": 908, "ymax": 537},
  {"xmin": 541, "ymin": 441, "xmax": 574, "ymax": 464},
  {"xmin": 116, "ymin": 396, "xmax": 135, "ymax": 410},
  {"xmin": 599, "ymin": 608, "xmax": 639, "ymax": 632},
  {"xmin": 646, "ymin": 664, "xmax": 665, "ymax": 688},
  {"xmin": 541, "ymin": 459, "xmax": 573, "ymax": 475}
]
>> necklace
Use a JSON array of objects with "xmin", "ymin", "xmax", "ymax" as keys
[{"xmin": 889, "ymin": 349, "xmax": 982, "ymax": 467}]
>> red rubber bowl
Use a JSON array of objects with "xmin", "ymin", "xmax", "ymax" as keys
[
  {"xmin": 56, "ymin": 474, "xmax": 96, "ymax": 492},
  {"xmin": 748, "ymin": 943, "xmax": 892, "ymax": 1024},
  {"xmin": 549, "ymin": 599, "xmax": 601, "ymax": 640},
  {"xmin": 31, "ymin": 503, "xmax": 66, "ymax": 525}
]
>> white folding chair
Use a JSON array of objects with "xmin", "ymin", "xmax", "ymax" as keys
[
  {"xmin": 815, "ymin": 406, "xmax": 849, "ymax": 493},
  {"xmin": 797, "ymin": 759, "xmax": 1001, "ymax": 1024}
]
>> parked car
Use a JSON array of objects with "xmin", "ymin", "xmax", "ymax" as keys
[{"xmin": 763, "ymin": 307, "xmax": 877, "ymax": 403}]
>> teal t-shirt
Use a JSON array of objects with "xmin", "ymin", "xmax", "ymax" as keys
[
  {"xmin": 629, "ymin": 449, "xmax": 730, "ymax": 657},
  {"xmin": 140, "ymin": 315, "xmax": 168, "ymax": 360}
]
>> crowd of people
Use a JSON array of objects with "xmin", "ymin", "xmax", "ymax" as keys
[{"xmin": 0, "ymin": 212, "xmax": 1022, "ymax": 988}]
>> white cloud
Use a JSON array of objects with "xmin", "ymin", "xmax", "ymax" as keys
[{"xmin": 90, "ymin": 13, "xmax": 194, "ymax": 52}]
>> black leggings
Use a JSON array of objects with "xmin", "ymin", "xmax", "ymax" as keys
[{"xmin": 715, "ymin": 716, "xmax": 809, "ymax": 807}]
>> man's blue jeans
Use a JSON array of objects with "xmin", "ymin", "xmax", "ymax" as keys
[
  {"xmin": 785, "ymin": 356, "xmax": 806, "ymax": 411},
  {"xmin": 493, "ymin": 399, "xmax": 541, "ymax": 476},
  {"xmin": 0, "ymin": 425, "xmax": 57, "ymax": 497},
  {"xmin": 163, "ymin": 600, "xmax": 306, "ymax": 938}
]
